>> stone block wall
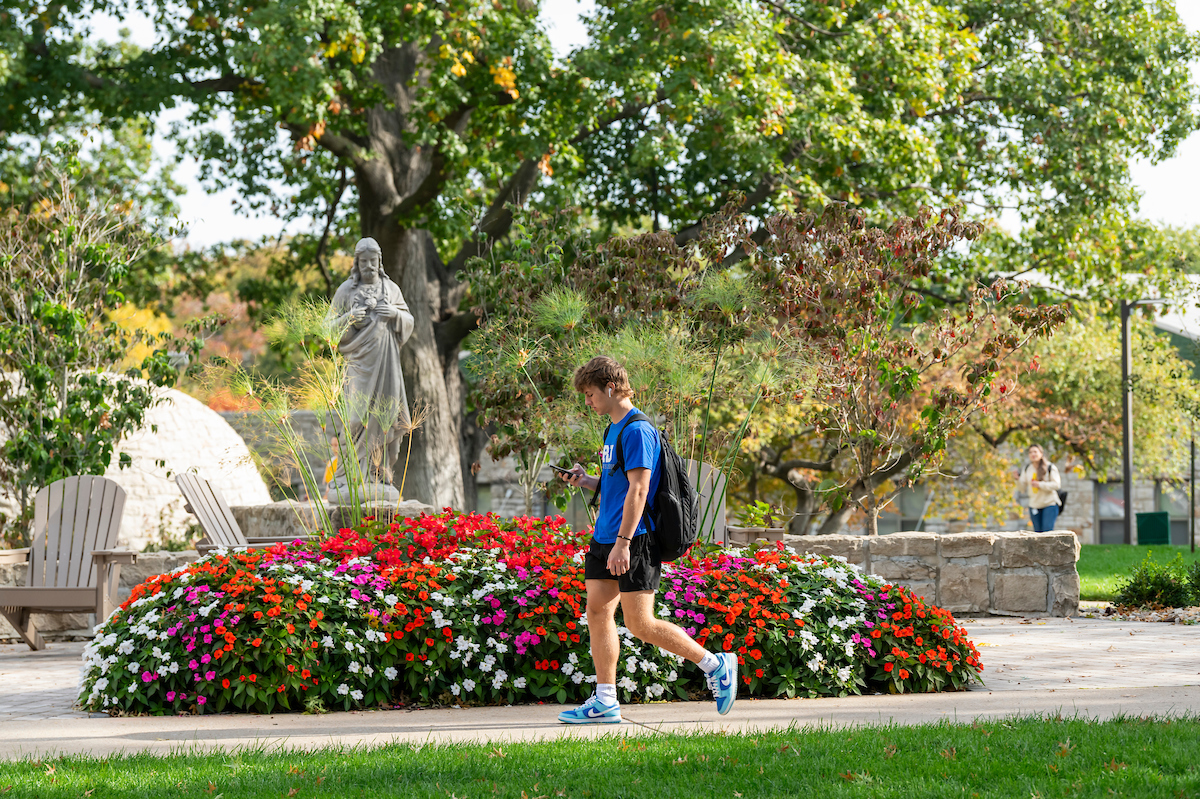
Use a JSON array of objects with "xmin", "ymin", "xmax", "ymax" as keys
[{"xmin": 786, "ymin": 531, "xmax": 1080, "ymax": 617}]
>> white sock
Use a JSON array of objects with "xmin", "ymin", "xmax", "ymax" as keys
[
  {"xmin": 698, "ymin": 652, "xmax": 721, "ymax": 674},
  {"xmin": 596, "ymin": 683, "xmax": 618, "ymax": 706}
]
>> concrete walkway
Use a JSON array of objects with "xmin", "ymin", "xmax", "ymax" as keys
[{"xmin": 0, "ymin": 617, "xmax": 1196, "ymax": 759}]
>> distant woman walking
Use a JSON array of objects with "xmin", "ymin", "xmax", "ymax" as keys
[{"xmin": 1018, "ymin": 444, "xmax": 1062, "ymax": 532}]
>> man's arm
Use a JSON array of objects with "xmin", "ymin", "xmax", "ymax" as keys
[
  {"xmin": 606, "ymin": 467, "xmax": 651, "ymax": 577},
  {"xmin": 616, "ymin": 468, "xmax": 652, "ymax": 541}
]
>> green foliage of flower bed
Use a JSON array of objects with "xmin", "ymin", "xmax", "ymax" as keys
[
  {"xmin": 3, "ymin": 718, "xmax": 1199, "ymax": 799},
  {"xmin": 79, "ymin": 512, "xmax": 982, "ymax": 715}
]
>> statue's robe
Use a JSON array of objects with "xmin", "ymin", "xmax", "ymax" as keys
[{"xmin": 329, "ymin": 275, "xmax": 414, "ymax": 490}]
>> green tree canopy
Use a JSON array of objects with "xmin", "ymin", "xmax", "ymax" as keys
[{"xmin": 4, "ymin": 0, "xmax": 1194, "ymax": 505}]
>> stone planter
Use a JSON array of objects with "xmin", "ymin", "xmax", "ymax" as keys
[{"xmin": 727, "ymin": 526, "xmax": 786, "ymax": 545}]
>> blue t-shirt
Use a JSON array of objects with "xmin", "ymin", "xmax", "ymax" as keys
[{"xmin": 594, "ymin": 408, "xmax": 661, "ymax": 544}]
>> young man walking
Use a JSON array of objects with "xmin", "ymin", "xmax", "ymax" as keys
[{"xmin": 556, "ymin": 356, "xmax": 737, "ymax": 724}]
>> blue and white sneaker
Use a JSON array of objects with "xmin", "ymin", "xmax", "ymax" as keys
[
  {"xmin": 558, "ymin": 694, "xmax": 622, "ymax": 724},
  {"xmin": 707, "ymin": 652, "xmax": 738, "ymax": 715}
]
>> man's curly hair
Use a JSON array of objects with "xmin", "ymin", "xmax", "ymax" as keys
[{"xmin": 573, "ymin": 356, "xmax": 633, "ymax": 398}]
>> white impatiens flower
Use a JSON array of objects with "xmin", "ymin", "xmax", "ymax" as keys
[
  {"xmin": 462, "ymin": 679, "xmax": 476, "ymax": 692},
  {"xmin": 837, "ymin": 666, "xmax": 852, "ymax": 683},
  {"xmin": 806, "ymin": 653, "xmax": 825, "ymax": 673},
  {"xmin": 625, "ymin": 657, "xmax": 638, "ymax": 673},
  {"xmin": 617, "ymin": 676, "xmax": 637, "ymax": 692},
  {"xmin": 451, "ymin": 684, "xmax": 462, "ymax": 696},
  {"xmin": 384, "ymin": 667, "xmax": 398, "ymax": 680},
  {"xmin": 363, "ymin": 665, "xmax": 374, "ymax": 677},
  {"xmin": 348, "ymin": 661, "xmax": 361, "ymax": 673},
  {"xmin": 561, "ymin": 662, "xmax": 575, "ymax": 676},
  {"xmin": 117, "ymin": 641, "xmax": 134, "ymax": 655},
  {"xmin": 571, "ymin": 672, "xmax": 584, "ymax": 684},
  {"xmin": 384, "ymin": 594, "xmax": 399, "ymax": 606},
  {"xmin": 337, "ymin": 684, "xmax": 350, "ymax": 696},
  {"xmin": 666, "ymin": 670, "xmax": 678, "ymax": 683},
  {"xmin": 350, "ymin": 689, "xmax": 364, "ymax": 701},
  {"xmin": 322, "ymin": 636, "xmax": 335, "ymax": 648}
]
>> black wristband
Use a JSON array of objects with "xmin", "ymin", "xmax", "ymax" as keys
[{"xmin": 617, "ymin": 535, "xmax": 633, "ymax": 541}]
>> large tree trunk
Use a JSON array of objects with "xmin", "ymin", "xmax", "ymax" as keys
[
  {"xmin": 350, "ymin": 43, "xmax": 468, "ymax": 509},
  {"xmin": 356, "ymin": 219, "xmax": 466, "ymax": 509}
]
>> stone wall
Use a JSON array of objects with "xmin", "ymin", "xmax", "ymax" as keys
[{"xmin": 787, "ymin": 531, "xmax": 1080, "ymax": 617}]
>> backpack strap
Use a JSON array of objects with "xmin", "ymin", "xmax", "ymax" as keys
[{"xmin": 587, "ymin": 413, "xmax": 653, "ymax": 510}]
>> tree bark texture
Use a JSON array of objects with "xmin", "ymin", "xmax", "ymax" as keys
[{"xmin": 344, "ymin": 43, "xmax": 472, "ymax": 508}]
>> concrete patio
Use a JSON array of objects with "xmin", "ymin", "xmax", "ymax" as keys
[{"xmin": 0, "ymin": 616, "xmax": 1196, "ymax": 759}]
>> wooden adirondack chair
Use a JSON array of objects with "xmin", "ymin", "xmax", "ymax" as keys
[
  {"xmin": 0, "ymin": 475, "xmax": 136, "ymax": 651},
  {"xmin": 175, "ymin": 471, "xmax": 311, "ymax": 554}
]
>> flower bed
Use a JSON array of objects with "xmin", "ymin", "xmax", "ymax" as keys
[{"xmin": 78, "ymin": 512, "xmax": 983, "ymax": 714}]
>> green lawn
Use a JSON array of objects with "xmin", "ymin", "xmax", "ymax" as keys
[
  {"xmin": 1, "ymin": 717, "xmax": 1198, "ymax": 798},
  {"xmin": 1078, "ymin": 544, "xmax": 1200, "ymax": 601}
]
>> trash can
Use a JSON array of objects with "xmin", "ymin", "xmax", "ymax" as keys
[{"xmin": 1136, "ymin": 511, "xmax": 1171, "ymax": 545}]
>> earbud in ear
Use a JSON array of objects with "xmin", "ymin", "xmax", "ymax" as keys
[{"xmin": 607, "ymin": 388, "xmax": 612, "ymax": 397}]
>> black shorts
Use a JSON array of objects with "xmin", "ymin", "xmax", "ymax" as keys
[{"xmin": 584, "ymin": 534, "xmax": 662, "ymax": 593}]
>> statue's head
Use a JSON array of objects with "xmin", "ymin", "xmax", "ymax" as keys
[{"xmin": 351, "ymin": 237, "xmax": 384, "ymax": 284}]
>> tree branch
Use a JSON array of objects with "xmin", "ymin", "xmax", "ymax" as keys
[
  {"xmin": 435, "ymin": 309, "xmax": 482, "ymax": 358},
  {"xmin": 313, "ymin": 165, "xmax": 349, "ymax": 297},
  {"xmin": 759, "ymin": 0, "xmax": 853, "ymax": 37},
  {"xmin": 445, "ymin": 158, "xmax": 542, "ymax": 274},
  {"xmin": 972, "ymin": 423, "xmax": 1030, "ymax": 449},
  {"xmin": 675, "ymin": 175, "xmax": 778, "ymax": 246},
  {"xmin": 569, "ymin": 88, "xmax": 669, "ymax": 146},
  {"xmin": 281, "ymin": 123, "xmax": 372, "ymax": 173}
]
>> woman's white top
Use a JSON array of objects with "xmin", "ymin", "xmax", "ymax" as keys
[{"xmin": 1018, "ymin": 463, "xmax": 1062, "ymax": 510}]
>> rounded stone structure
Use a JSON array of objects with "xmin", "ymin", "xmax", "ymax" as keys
[{"xmin": 103, "ymin": 387, "xmax": 272, "ymax": 549}]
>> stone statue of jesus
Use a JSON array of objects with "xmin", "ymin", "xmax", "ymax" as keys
[{"xmin": 327, "ymin": 237, "xmax": 415, "ymax": 502}]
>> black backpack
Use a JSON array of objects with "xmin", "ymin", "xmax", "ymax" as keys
[{"xmin": 589, "ymin": 413, "xmax": 701, "ymax": 561}]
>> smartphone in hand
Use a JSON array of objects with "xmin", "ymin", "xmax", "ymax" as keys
[{"xmin": 549, "ymin": 465, "xmax": 575, "ymax": 477}]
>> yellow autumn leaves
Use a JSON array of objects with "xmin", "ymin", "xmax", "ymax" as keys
[
  {"xmin": 440, "ymin": 40, "xmax": 518, "ymax": 100},
  {"xmin": 324, "ymin": 34, "xmax": 366, "ymax": 64}
]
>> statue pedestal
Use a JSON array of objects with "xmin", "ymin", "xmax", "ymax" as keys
[
  {"xmin": 331, "ymin": 500, "xmax": 436, "ymax": 530},
  {"xmin": 327, "ymin": 481, "xmax": 400, "ymax": 504}
]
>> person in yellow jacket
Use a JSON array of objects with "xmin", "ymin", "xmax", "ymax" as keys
[
  {"xmin": 323, "ymin": 437, "xmax": 340, "ymax": 501},
  {"xmin": 1017, "ymin": 444, "xmax": 1061, "ymax": 532}
]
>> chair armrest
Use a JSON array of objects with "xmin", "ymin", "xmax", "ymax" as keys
[
  {"xmin": 0, "ymin": 548, "xmax": 30, "ymax": 564},
  {"xmin": 245, "ymin": 536, "xmax": 312, "ymax": 544},
  {"xmin": 92, "ymin": 550, "xmax": 139, "ymax": 565}
]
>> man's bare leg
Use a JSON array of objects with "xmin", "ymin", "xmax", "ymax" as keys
[
  {"xmin": 619, "ymin": 590, "xmax": 708, "ymax": 663},
  {"xmin": 585, "ymin": 579, "xmax": 622, "ymax": 685}
]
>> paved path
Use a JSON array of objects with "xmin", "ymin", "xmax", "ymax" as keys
[{"xmin": 0, "ymin": 617, "xmax": 1196, "ymax": 759}]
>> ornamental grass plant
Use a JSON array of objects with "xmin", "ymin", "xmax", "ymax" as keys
[{"xmin": 79, "ymin": 512, "xmax": 982, "ymax": 715}]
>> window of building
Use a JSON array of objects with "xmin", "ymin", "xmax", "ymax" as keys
[
  {"xmin": 1095, "ymin": 482, "xmax": 1125, "ymax": 544},
  {"xmin": 1156, "ymin": 481, "xmax": 1193, "ymax": 546},
  {"xmin": 876, "ymin": 485, "xmax": 929, "ymax": 535}
]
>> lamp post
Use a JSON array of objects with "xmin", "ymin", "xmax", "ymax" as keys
[{"xmin": 1121, "ymin": 297, "xmax": 1169, "ymax": 545}]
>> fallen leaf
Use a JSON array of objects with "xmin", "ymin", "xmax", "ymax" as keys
[{"xmin": 488, "ymin": 747, "xmax": 506, "ymax": 759}]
